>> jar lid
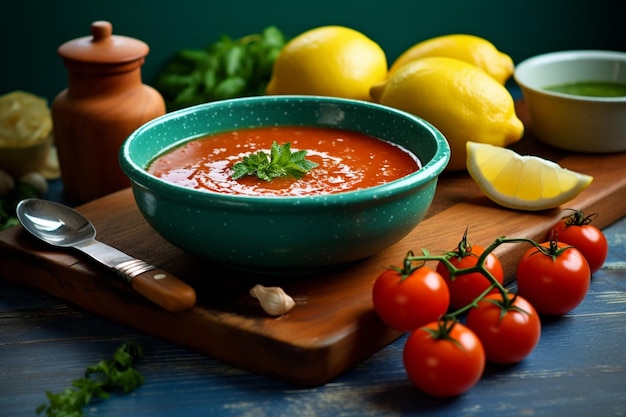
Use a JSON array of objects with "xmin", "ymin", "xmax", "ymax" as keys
[{"xmin": 57, "ymin": 21, "xmax": 149, "ymax": 64}]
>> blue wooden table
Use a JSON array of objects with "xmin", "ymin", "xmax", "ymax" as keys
[{"xmin": 1, "ymin": 182, "xmax": 626, "ymax": 416}]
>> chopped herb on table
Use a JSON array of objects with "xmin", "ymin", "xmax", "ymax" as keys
[
  {"xmin": 155, "ymin": 26, "xmax": 287, "ymax": 111},
  {"xmin": 36, "ymin": 342, "xmax": 145, "ymax": 417},
  {"xmin": 231, "ymin": 141, "xmax": 319, "ymax": 182},
  {"xmin": 0, "ymin": 181, "xmax": 41, "ymax": 231}
]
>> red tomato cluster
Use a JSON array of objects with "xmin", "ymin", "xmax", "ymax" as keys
[
  {"xmin": 516, "ymin": 241, "xmax": 591, "ymax": 316},
  {"xmin": 403, "ymin": 321, "xmax": 484, "ymax": 397},
  {"xmin": 436, "ymin": 239, "xmax": 504, "ymax": 310},
  {"xmin": 466, "ymin": 293, "xmax": 540, "ymax": 365},
  {"xmin": 372, "ymin": 265, "xmax": 449, "ymax": 332},
  {"xmin": 549, "ymin": 209, "xmax": 608, "ymax": 274},
  {"xmin": 371, "ymin": 210, "xmax": 607, "ymax": 398}
]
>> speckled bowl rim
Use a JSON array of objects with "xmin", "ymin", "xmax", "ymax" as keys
[
  {"xmin": 514, "ymin": 50, "xmax": 626, "ymax": 103},
  {"xmin": 120, "ymin": 95, "xmax": 450, "ymax": 209}
]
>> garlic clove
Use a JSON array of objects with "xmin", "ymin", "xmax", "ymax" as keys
[
  {"xmin": 0, "ymin": 169, "xmax": 15, "ymax": 197},
  {"xmin": 19, "ymin": 171, "xmax": 48, "ymax": 195},
  {"xmin": 250, "ymin": 284, "xmax": 295, "ymax": 316}
]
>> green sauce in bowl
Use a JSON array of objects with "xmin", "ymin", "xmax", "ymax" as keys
[{"xmin": 544, "ymin": 81, "xmax": 626, "ymax": 97}]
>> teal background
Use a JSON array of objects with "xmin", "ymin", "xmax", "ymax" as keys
[{"xmin": 1, "ymin": 0, "xmax": 624, "ymax": 104}]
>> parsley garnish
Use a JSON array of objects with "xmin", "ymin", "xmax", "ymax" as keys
[
  {"xmin": 36, "ymin": 342, "xmax": 145, "ymax": 417},
  {"xmin": 231, "ymin": 141, "xmax": 319, "ymax": 182}
]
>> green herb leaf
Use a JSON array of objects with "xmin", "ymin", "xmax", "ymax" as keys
[
  {"xmin": 36, "ymin": 342, "xmax": 145, "ymax": 417},
  {"xmin": 155, "ymin": 26, "xmax": 287, "ymax": 111},
  {"xmin": 0, "ymin": 181, "xmax": 41, "ymax": 231},
  {"xmin": 231, "ymin": 142, "xmax": 319, "ymax": 182}
]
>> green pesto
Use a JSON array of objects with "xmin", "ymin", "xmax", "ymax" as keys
[{"xmin": 544, "ymin": 81, "xmax": 626, "ymax": 97}]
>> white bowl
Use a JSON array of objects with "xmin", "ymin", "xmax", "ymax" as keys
[{"xmin": 514, "ymin": 50, "xmax": 626, "ymax": 153}]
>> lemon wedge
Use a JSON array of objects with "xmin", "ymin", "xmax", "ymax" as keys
[{"xmin": 466, "ymin": 142, "xmax": 593, "ymax": 211}]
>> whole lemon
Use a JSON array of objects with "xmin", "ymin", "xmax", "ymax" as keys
[
  {"xmin": 389, "ymin": 34, "xmax": 514, "ymax": 84},
  {"xmin": 266, "ymin": 26, "xmax": 387, "ymax": 101},
  {"xmin": 371, "ymin": 56, "xmax": 524, "ymax": 171}
]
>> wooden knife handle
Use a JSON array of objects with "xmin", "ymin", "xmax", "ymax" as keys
[{"xmin": 129, "ymin": 268, "xmax": 197, "ymax": 312}]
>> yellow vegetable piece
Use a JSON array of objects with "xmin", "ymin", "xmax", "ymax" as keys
[
  {"xmin": 389, "ymin": 34, "xmax": 514, "ymax": 84},
  {"xmin": 0, "ymin": 91, "xmax": 52, "ymax": 147},
  {"xmin": 466, "ymin": 141, "xmax": 593, "ymax": 211},
  {"xmin": 266, "ymin": 26, "xmax": 387, "ymax": 101},
  {"xmin": 371, "ymin": 56, "xmax": 523, "ymax": 171}
]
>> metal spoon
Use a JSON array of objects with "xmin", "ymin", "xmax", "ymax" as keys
[{"xmin": 16, "ymin": 198, "xmax": 196, "ymax": 312}]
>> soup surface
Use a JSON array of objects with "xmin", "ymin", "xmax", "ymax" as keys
[
  {"xmin": 543, "ymin": 81, "xmax": 626, "ymax": 97},
  {"xmin": 147, "ymin": 126, "xmax": 420, "ymax": 197}
]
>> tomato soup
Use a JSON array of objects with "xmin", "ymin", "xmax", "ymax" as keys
[{"xmin": 147, "ymin": 126, "xmax": 420, "ymax": 197}]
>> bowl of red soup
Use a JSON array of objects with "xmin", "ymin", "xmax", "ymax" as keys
[
  {"xmin": 514, "ymin": 50, "xmax": 626, "ymax": 153},
  {"xmin": 120, "ymin": 95, "xmax": 450, "ymax": 273}
]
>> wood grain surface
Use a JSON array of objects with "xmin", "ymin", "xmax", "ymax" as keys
[{"xmin": 1, "ymin": 104, "xmax": 626, "ymax": 386}]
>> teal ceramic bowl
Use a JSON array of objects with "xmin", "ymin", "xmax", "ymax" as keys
[{"xmin": 120, "ymin": 96, "xmax": 449, "ymax": 274}]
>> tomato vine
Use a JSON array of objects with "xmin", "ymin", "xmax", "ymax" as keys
[
  {"xmin": 374, "ymin": 211, "xmax": 604, "ymax": 397},
  {"xmin": 405, "ymin": 236, "xmax": 540, "ymax": 318}
]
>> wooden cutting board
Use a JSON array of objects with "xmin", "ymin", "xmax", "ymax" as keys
[{"xmin": 2, "ymin": 104, "xmax": 626, "ymax": 386}]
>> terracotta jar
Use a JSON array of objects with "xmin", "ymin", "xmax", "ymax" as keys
[{"xmin": 52, "ymin": 21, "xmax": 165, "ymax": 203}]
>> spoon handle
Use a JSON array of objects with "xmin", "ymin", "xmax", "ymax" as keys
[{"xmin": 115, "ymin": 259, "xmax": 197, "ymax": 312}]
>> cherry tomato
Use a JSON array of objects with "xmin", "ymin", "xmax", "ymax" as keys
[
  {"xmin": 372, "ymin": 266, "xmax": 450, "ymax": 332},
  {"xmin": 516, "ymin": 241, "xmax": 590, "ymax": 316},
  {"xmin": 403, "ymin": 320, "xmax": 485, "ymax": 397},
  {"xmin": 550, "ymin": 209, "xmax": 608, "ymax": 274},
  {"xmin": 436, "ymin": 242, "xmax": 504, "ymax": 310},
  {"xmin": 466, "ymin": 292, "xmax": 541, "ymax": 364}
]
